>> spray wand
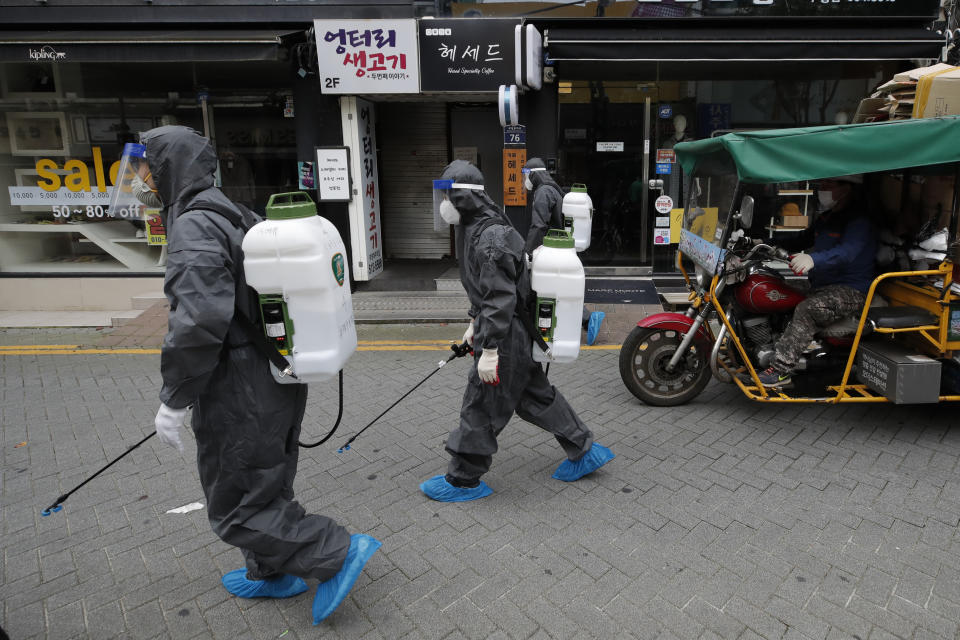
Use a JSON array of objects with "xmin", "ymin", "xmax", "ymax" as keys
[{"xmin": 337, "ymin": 341, "xmax": 472, "ymax": 453}]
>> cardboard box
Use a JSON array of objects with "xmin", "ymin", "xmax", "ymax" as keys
[
  {"xmin": 894, "ymin": 62, "xmax": 955, "ymax": 83},
  {"xmin": 856, "ymin": 340, "xmax": 941, "ymax": 404},
  {"xmin": 781, "ymin": 215, "xmax": 809, "ymax": 228},
  {"xmin": 853, "ymin": 97, "xmax": 888, "ymax": 123},
  {"xmin": 913, "ymin": 66, "xmax": 960, "ymax": 118},
  {"xmin": 920, "ymin": 174, "xmax": 955, "ymax": 228}
]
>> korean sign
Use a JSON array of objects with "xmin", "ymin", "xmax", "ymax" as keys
[
  {"xmin": 419, "ymin": 19, "xmax": 518, "ymax": 92},
  {"xmin": 340, "ymin": 97, "xmax": 383, "ymax": 280},
  {"xmin": 697, "ymin": 103, "xmax": 732, "ymax": 139},
  {"xmin": 314, "ymin": 19, "xmax": 419, "ymax": 94},
  {"xmin": 503, "ymin": 148, "xmax": 527, "ymax": 207},
  {"xmin": 314, "ymin": 147, "xmax": 351, "ymax": 203}
]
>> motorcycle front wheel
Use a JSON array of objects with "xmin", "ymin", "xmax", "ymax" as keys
[{"xmin": 618, "ymin": 326, "xmax": 712, "ymax": 406}]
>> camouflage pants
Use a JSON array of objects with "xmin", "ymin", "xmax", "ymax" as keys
[{"xmin": 773, "ymin": 284, "xmax": 866, "ymax": 373}]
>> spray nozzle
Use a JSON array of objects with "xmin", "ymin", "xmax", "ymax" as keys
[{"xmin": 450, "ymin": 341, "xmax": 473, "ymax": 358}]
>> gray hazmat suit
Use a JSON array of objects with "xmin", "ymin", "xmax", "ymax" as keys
[
  {"xmin": 442, "ymin": 160, "xmax": 594, "ymax": 486},
  {"xmin": 523, "ymin": 157, "xmax": 564, "ymax": 256},
  {"xmin": 524, "ymin": 157, "xmax": 591, "ymax": 327},
  {"xmin": 148, "ymin": 125, "xmax": 349, "ymax": 581}
]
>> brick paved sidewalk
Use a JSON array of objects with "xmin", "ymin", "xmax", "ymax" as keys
[{"xmin": 2, "ymin": 343, "xmax": 959, "ymax": 640}]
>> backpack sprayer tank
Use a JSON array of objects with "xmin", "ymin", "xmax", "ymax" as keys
[
  {"xmin": 530, "ymin": 229, "xmax": 585, "ymax": 363},
  {"xmin": 561, "ymin": 183, "xmax": 593, "ymax": 252},
  {"xmin": 242, "ymin": 192, "xmax": 357, "ymax": 384}
]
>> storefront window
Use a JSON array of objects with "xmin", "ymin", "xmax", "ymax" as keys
[
  {"xmin": 556, "ymin": 72, "xmax": 894, "ymax": 269},
  {"xmin": 0, "ymin": 61, "xmax": 295, "ymax": 274}
]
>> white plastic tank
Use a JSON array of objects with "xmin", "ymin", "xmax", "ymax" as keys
[
  {"xmin": 530, "ymin": 229, "xmax": 585, "ymax": 364},
  {"xmin": 561, "ymin": 183, "xmax": 593, "ymax": 252},
  {"xmin": 242, "ymin": 192, "xmax": 357, "ymax": 384}
]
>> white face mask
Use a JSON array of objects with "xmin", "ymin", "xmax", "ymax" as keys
[
  {"xmin": 439, "ymin": 199, "xmax": 461, "ymax": 225},
  {"xmin": 817, "ymin": 190, "xmax": 835, "ymax": 211},
  {"xmin": 132, "ymin": 173, "xmax": 163, "ymax": 208},
  {"xmin": 524, "ymin": 176, "xmax": 534, "ymax": 191}
]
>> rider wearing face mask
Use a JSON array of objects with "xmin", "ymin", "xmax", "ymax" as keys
[{"xmin": 758, "ymin": 174, "xmax": 877, "ymax": 387}]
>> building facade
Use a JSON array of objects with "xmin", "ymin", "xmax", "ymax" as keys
[{"xmin": 0, "ymin": 0, "xmax": 944, "ymax": 309}]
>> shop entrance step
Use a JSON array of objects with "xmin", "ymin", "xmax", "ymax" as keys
[{"xmin": 352, "ymin": 290, "xmax": 470, "ymax": 324}]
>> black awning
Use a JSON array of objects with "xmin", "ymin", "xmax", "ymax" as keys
[
  {"xmin": 0, "ymin": 30, "xmax": 303, "ymax": 63},
  {"xmin": 546, "ymin": 26, "xmax": 944, "ymax": 62}
]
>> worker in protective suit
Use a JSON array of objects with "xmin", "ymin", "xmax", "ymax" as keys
[
  {"xmin": 143, "ymin": 125, "xmax": 379, "ymax": 624},
  {"xmin": 523, "ymin": 157, "xmax": 605, "ymax": 346},
  {"xmin": 420, "ymin": 160, "xmax": 614, "ymax": 502}
]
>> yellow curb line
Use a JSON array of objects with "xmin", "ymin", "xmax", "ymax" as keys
[
  {"xmin": 0, "ymin": 344, "xmax": 81, "ymax": 350},
  {"xmin": 1, "ymin": 343, "xmax": 622, "ymax": 355}
]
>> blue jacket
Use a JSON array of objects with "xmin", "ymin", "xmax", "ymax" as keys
[{"xmin": 806, "ymin": 207, "xmax": 877, "ymax": 293}]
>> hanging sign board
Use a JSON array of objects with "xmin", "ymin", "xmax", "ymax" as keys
[
  {"xmin": 419, "ymin": 18, "xmax": 518, "ymax": 92},
  {"xmin": 314, "ymin": 146, "xmax": 352, "ymax": 203},
  {"xmin": 503, "ymin": 148, "xmax": 527, "ymax": 206},
  {"xmin": 314, "ymin": 19, "xmax": 419, "ymax": 94},
  {"xmin": 655, "ymin": 162, "xmax": 672, "ymax": 175},
  {"xmin": 340, "ymin": 97, "xmax": 383, "ymax": 280}
]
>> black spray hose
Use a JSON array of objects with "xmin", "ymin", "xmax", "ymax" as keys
[
  {"xmin": 42, "ymin": 345, "xmax": 464, "ymax": 514},
  {"xmin": 41, "ymin": 431, "xmax": 156, "ymax": 516},
  {"xmin": 298, "ymin": 370, "xmax": 344, "ymax": 448},
  {"xmin": 337, "ymin": 341, "xmax": 473, "ymax": 453}
]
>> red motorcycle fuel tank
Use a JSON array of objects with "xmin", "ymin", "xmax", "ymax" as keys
[{"xmin": 735, "ymin": 272, "xmax": 806, "ymax": 314}]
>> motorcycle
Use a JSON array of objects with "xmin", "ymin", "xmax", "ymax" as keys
[
  {"xmin": 618, "ymin": 116, "xmax": 960, "ymax": 406},
  {"xmin": 618, "ymin": 225, "xmax": 866, "ymax": 405}
]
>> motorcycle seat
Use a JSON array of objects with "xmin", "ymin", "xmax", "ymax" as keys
[{"xmin": 866, "ymin": 305, "xmax": 939, "ymax": 330}]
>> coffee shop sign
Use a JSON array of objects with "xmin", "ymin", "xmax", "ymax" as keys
[{"xmin": 28, "ymin": 46, "xmax": 67, "ymax": 61}]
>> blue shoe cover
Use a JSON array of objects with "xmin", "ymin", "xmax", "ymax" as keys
[
  {"xmin": 586, "ymin": 311, "xmax": 605, "ymax": 346},
  {"xmin": 552, "ymin": 443, "xmax": 615, "ymax": 482},
  {"xmin": 312, "ymin": 534, "xmax": 382, "ymax": 624},
  {"xmin": 419, "ymin": 475, "xmax": 493, "ymax": 502},
  {"xmin": 221, "ymin": 570, "xmax": 308, "ymax": 599}
]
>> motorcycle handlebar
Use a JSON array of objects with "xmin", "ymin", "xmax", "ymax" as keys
[{"xmin": 746, "ymin": 240, "xmax": 790, "ymax": 262}]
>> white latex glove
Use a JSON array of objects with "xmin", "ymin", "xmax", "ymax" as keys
[
  {"xmin": 477, "ymin": 347, "xmax": 499, "ymax": 385},
  {"xmin": 462, "ymin": 320, "xmax": 475, "ymax": 347},
  {"xmin": 790, "ymin": 253, "xmax": 814, "ymax": 275},
  {"xmin": 155, "ymin": 403, "xmax": 188, "ymax": 452}
]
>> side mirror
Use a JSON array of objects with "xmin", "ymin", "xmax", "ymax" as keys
[{"xmin": 738, "ymin": 195, "xmax": 755, "ymax": 229}]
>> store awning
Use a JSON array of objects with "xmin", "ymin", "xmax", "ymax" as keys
[
  {"xmin": 546, "ymin": 25, "xmax": 944, "ymax": 62},
  {"xmin": 0, "ymin": 30, "xmax": 303, "ymax": 63}
]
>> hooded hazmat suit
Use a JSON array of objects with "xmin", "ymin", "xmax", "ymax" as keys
[
  {"xmin": 440, "ymin": 160, "xmax": 595, "ymax": 485},
  {"xmin": 147, "ymin": 125, "xmax": 349, "ymax": 582},
  {"xmin": 522, "ymin": 157, "xmax": 565, "ymax": 256},
  {"xmin": 523, "ymin": 157, "xmax": 595, "ymax": 331}
]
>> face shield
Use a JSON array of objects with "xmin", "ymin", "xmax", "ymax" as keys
[
  {"xmin": 107, "ymin": 142, "xmax": 162, "ymax": 222},
  {"xmin": 432, "ymin": 179, "xmax": 484, "ymax": 229},
  {"xmin": 521, "ymin": 167, "xmax": 546, "ymax": 192}
]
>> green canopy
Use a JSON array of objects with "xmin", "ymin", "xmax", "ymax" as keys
[{"xmin": 676, "ymin": 116, "xmax": 960, "ymax": 184}]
